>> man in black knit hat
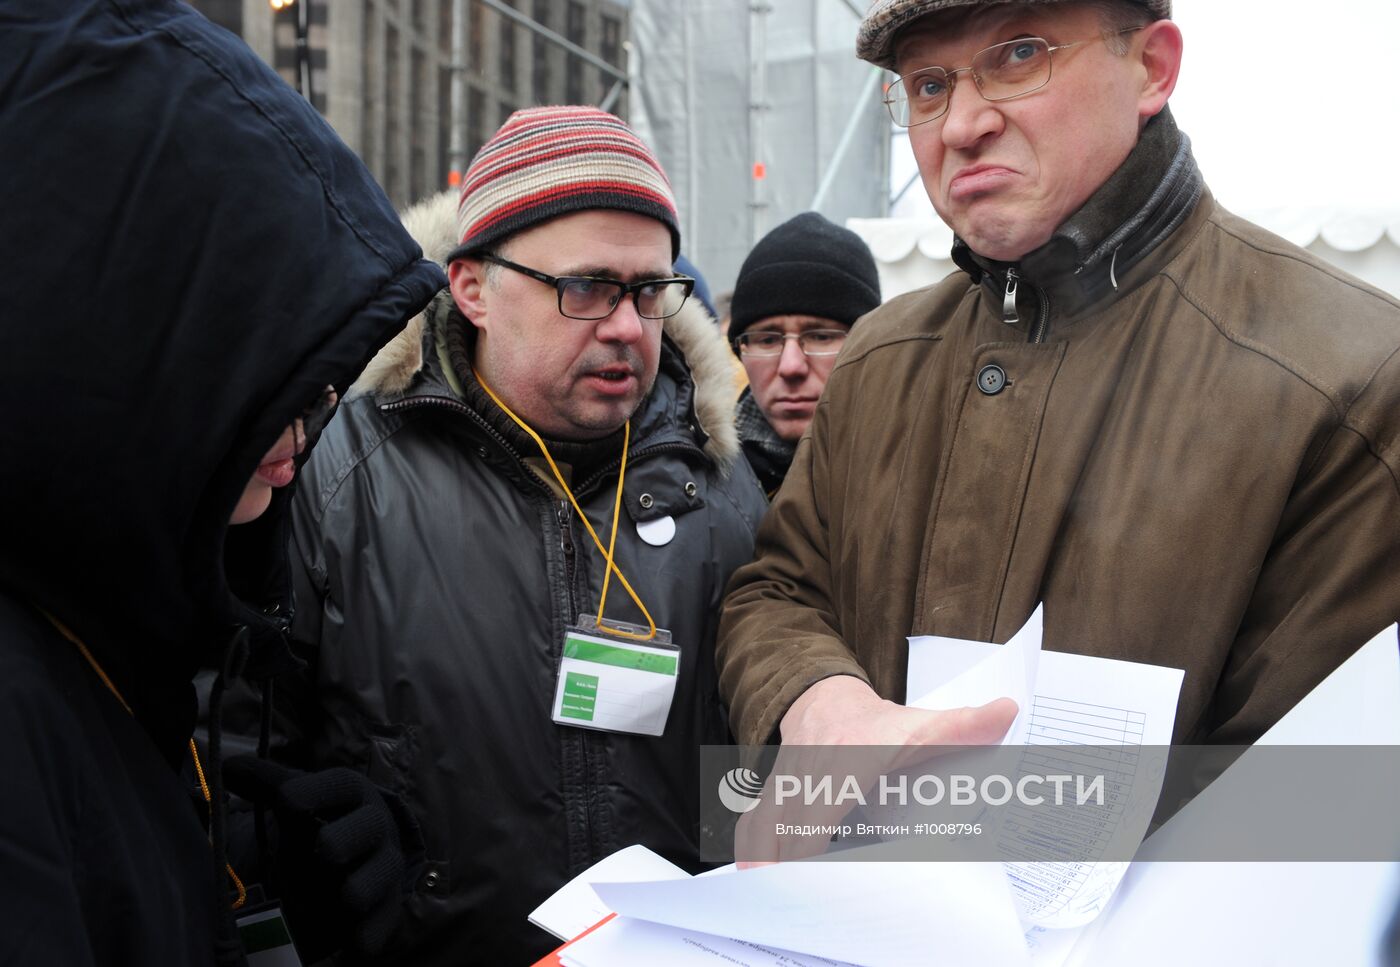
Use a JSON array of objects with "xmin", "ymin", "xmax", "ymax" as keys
[{"xmin": 730, "ymin": 212, "xmax": 882, "ymax": 494}]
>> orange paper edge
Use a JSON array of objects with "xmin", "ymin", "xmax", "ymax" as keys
[{"xmin": 531, "ymin": 913, "xmax": 618, "ymax": 966}]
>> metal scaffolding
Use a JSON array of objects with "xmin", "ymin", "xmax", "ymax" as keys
[{"xmin": 631, "ymin": 0, "xmax": 890, "ymax": 292}]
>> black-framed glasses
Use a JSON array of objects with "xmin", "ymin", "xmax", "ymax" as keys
[
  {"xmin": 883, "ymin": 28, "xmax": 1141, "ymax": 127},
  {"xmin": 734, "ymin": 329, "xmax": 849, "ymax": 358},
  {"xmin": 480, "ymin": 253, "xmax": 695, "ymax": 321}
]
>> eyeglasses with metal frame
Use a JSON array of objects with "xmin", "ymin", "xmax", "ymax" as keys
[
  {"xmin": 883, "ymin": 28, "xmax": 1142, "ymax": 128},
  {"xmin": 479, "ymin": 253, "xmax": 695, "ymax": 321},
  {"xmin": 734, "ymin": 329, "xmax": 850, "ymax": 358}
]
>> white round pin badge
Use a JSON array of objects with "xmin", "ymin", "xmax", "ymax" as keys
[{"xmin": 636, "ymin": 515, "xmax": 676, "ymax": 547}]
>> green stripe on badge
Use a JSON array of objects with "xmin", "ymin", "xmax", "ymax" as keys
[
  {"xmin": 565, "ymin": 636, "xmax": 678, "ymax": 676},
  {"xmin": 561, "ymin": 671, "xmax": 599, "ymax": 720}
]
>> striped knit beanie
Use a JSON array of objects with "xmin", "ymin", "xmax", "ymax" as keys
[{"xmin": 448, "ymin": 105, "xmax": 681, "ymax": 262}]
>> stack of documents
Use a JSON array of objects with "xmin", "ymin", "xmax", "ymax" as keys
[
  {"xmin": 532, "ymin": 846, "xmax": 1032, "ymax": 966},
  {"xmin": 530, "ymin": 618, "xmax": 1399, "ymax": 967}
]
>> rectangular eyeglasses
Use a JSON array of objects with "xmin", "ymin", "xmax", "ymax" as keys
[
  {"xmin": 480, "ymin": 253, "xmax": 695, "ymax": 321},
  {"xmin": 884, "ymin": 28, "xmax": 1141, "ymax": 127}
]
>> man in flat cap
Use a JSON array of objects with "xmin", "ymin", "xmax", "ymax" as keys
[{"xmin": 719, "ymin": 0, "xmax": 1400, "ymax": 758}]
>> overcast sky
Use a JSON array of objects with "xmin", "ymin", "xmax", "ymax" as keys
[{"xmin": 1171, "ymin": 0, "xmax": 1400, "ymax": 216}]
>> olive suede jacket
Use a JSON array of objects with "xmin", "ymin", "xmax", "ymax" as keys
[{"xmin": 717, "ymin": 111, "xmax": 1400, "ymax": 747}]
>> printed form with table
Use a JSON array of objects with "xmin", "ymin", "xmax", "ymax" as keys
[{"xmin": 529, "ymin": 611, "xmax": 1400, "ymax": 966}]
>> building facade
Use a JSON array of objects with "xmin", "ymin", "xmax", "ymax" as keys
[{"xmin": 188, "ymin": 0, "xmax": 629, "ymax": 209}]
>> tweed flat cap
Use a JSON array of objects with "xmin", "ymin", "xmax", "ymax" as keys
[{"xmin": 857, "ymin": 0, "xmax": 1172, "ymax": 69}]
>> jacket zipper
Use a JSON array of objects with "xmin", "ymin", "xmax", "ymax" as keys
[
  {"xmin": 554, "ymin": 500, "xmax": 597, "ymax": 861},
  {"xmin": 552, "ymin": 498, "xmax": 596, "ymax": 861},
  {"xmin": 556, "ymin": 500, "xmax": 577, "ymax": 618},
  {"xmin": 388, "ymin": 393, "xmax": 621, "ymax": 861},
  {"xmin": 1002, "ymin": 268, "xmax": 1020, "ymax": 326},
  {"xmin": 1003, "ymin": 268, "xmax": 1052, "ymax": 344}
]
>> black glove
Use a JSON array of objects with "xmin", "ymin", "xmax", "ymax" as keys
[{"xmin": 223, "ymin": 755, "xmax": 423, "ymax": 962}]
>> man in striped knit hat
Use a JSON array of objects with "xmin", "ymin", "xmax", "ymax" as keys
[{"xmin": 268, "ymin": 106, "xmax": 767, "ymax": 963}]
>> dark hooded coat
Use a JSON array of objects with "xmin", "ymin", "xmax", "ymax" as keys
[{"xmin": 0, "ymin": 2, "xmax": 444, "ymax": 963}]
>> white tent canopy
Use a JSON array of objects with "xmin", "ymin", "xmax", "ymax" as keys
[{"xmin": 865, "ymin": 0, "xmax": 1400, "ymax": 298}]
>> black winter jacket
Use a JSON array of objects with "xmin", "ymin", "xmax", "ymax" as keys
[
  {"xmin": 0, "ymin": 2, "xmax": 443, "ymax": 963},
  {"xmin": 277, "ymin": 192, "xmax": 769, "ymax": 965}
]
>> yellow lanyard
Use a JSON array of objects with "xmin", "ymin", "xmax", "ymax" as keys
[
  {"xmin": 42, "ymin": 610, "xmax": 247, "ymax": 909},
  {"xmin": 472, "ymin": 367, "xmax": 657, "ymax": 641}
]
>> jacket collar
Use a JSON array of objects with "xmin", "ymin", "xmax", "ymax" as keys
[{"xmin": 953, "ymin": 108, "xmax": 1204, "ymax": 320}]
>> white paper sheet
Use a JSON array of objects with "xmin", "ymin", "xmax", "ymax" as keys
[
  {"xmin": 561, "ymin": 915, "xmax": 860, "ymax": 967},
  {"xmin": 1023, "ymin": 924, "xmax": 1087, "ymax": 967},
  {"xmin": 909, "ymin": 604, "xmax": 1044, "ymax": 745},
  {"xmin": 907, "ymin": 608, "xmax": 1185, "ymax": 930},
  {"xmin": 528, "ymin": 844, "xmax": 690, "ymax": 941},
  {"xmin": 1061, "ymin": 623, "xmax": 1400, "ymax": 967},
  {"xmin": 592, "ymin": 854, "xmax": 1032, "ymax": 967},
  {"xmin": 1075, "ymin": 861, "xmax": 1399, "ymax": 967},
  {"xmin": 1251, "ymin": 622, "xmax": 1400, "ymax": 747},
  {"xmin": 1005, "ymin": 647, "xmax": 1183, "ymax": 928}
]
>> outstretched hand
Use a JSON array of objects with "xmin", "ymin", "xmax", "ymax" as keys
[
  {"xmin": 735, "ymin": 676, "xmax": 1017, "ymax": 867},
  {"xmin": 779, "ymin": 675, "xmax": 1018, "ymax": 753}
]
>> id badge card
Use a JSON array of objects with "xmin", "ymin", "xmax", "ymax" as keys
[
  {"xmin": 236, "ymin": 903, "xmax": 304, "ymax": 966},
  {"xmin": 552, "ymin": 615, "xmax": 678, "ymax": 736}
]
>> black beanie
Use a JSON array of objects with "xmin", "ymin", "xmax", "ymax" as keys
[{"xmin": 729, "ymin": 212, "xmax": 882, "ymax": 354}]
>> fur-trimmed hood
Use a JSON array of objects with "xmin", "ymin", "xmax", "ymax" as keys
[{"xmin": 353, "ymin": 189, "xmax": 741, "ymax": 468}]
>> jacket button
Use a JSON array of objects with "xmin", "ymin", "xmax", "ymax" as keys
[
  {"xmin": 684, "ymin": 481, "xmax": 698, "ymax": 498},
  {"xmin": 639, "ymin": 493, "xmax": 655, "ymax": 509},
  {"xmin": 476, "ymin": 445, "xmax": 489, "ymax": 459},
  {"xmin": 977, "ymin": 364, "xmax": 1007, "ymax": 396},
  {"xmin": 424, "ymin": 869, "xmax": 441, "ymax": 889}
]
